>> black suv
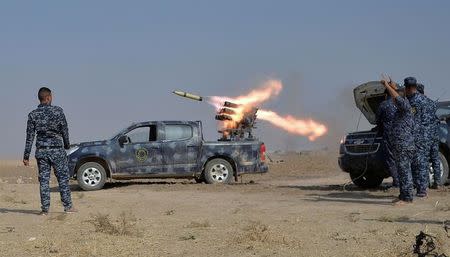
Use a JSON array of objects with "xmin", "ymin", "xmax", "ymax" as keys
[{"xmin": 338, "ymin": 81, "xmax": 450, "ymax": 188}]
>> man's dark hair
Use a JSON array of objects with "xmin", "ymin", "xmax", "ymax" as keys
[
  {"xmin": 38, "ymin": 87, "xmax": 52, "ymax": 101},
  {"xmin": 404, "ymin": 77, "xmax": 417, "ymax": 88}
]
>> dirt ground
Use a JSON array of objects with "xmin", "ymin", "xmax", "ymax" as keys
[{"xmin": 0, "ymin": 152, "xmax": 449, "ymax": 257}]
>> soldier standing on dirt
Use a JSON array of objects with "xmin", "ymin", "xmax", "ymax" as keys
[
  {"xmin": 23, "ymin": 87, "xmax": 76, "ymax": 215},
  {"xmin": 405, "ymin": 78, "xmax": 431, "ymax": 197},
  {"xmin": 417, "ymin": 83, "xmax": 442, "ymax": 189},
  {"xmin": 376, "ymin": 89, "xmax": 400, "ymax": 188},
  {"xmin": 381, "ymin": 78, "xmax": 415, "ymax": 205}
]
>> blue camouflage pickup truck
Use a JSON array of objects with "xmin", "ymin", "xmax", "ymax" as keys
[{"xmin": 66, "ymin": 121, "xmax": 268, "ymax": 190}]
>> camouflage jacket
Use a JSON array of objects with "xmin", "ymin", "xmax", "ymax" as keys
[
  {"xmin": 424, "ymin": 97, "xmax": 440, "ymax": 141},
  {"xmin": 23, "ymin": 104, "xmax": 70, "ymax": 160},
  {"xmin": 390, "ymin": 96, "xmax": 415, "ymax": 149},
  {"xmin": 407, "ymin": 92, "xmax": 429, "ymax": 144},
  {"xmin": 376, "ymin": 97, "xmax": 398, "ymax": 142}
]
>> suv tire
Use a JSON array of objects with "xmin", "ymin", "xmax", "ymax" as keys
[
  {"xmin": 77, "ymin": 162, "xmax": 107, "ymax": 191},
  {"xmin": 436, "ymin": 152, "xmax": 449, "ymax": 185}
]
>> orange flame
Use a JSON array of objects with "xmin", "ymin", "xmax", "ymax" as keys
[
  {"xmin": 258, "ymin": 110, "xmax": 327, "ymax": 141},
  {"xmin": 208, "ymin": 79, "xmax": 328, "ymax": 141},
  {"xmin": 209, "ymin": 79, "xmax": 282, "ymax": 109}
]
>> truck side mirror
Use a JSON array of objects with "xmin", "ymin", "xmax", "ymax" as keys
[{"xmin": 118, "ymin": 135, "xmax": 129, "ymax": 147}]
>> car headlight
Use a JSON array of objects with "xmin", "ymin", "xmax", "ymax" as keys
[
  {"xmin": 66, "ymin": 146, "xmax": 80, "ymax": 156},
  {"xmin": 339, "ymin": 136, "xmax": 347, "ymax": 144}
]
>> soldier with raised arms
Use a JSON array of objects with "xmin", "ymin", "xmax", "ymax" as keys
[
  {"xmin": 381, "ymin": 78, "xmax": 415, "ymax": 205},
  {"xmin": 376, "ymin": 86, "xmax": 401, "ymax": 188},
  {"xmin": 23, "ymin": 87, "xmax": 76, "ymax": 215}
]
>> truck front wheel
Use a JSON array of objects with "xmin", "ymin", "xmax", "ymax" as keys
[
  {"xmin": 204, "ymin": 159, "xmax": 234, "ymax": 184},
  {"xmin": 430, "ymin": 151, "xmax": 449, "ymax": 185},
  {"xmin": 77, "ymin": 162, "xmax": 107, "ymax": 191}
]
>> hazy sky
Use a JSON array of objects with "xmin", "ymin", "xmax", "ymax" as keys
[{"xmin": 1, "ymin": 0, "xmax": 450, "ymax": 157}]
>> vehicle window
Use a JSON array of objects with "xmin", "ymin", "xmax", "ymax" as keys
[
  {"xmin": 436, "ymin": 105, "xmax": 450, "ymax": 118},
  {"xmin": 126, "ymin": 125, "xmax": 157, "ymax": 143},
  {"xmin": 165, "ymin": 125, "xmax": 193, "ymax": 141}
]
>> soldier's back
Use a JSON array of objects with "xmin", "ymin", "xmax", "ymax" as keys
[
  {"xmin": 424, "ymin": 97, "xmax": 439, "ymax": 140},
  {"xmin": 408, "ymin": 93, "xmax": 428, "ymax": 142},
  {"xmin": 379, "ymin": 99, "xmax": 397, "ymax": 124},
  {"xmin": 29, "ymin": 104, "xmax": 66, "ymax": 148},
  {"xmin": 378, "ymin": 99, "xmax": 397, "ymax": 140},
  {"xmin": 390, "ymin": 96, "xmax": 415, "ymax": 149}
]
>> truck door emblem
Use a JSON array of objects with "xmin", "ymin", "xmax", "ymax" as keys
[{"xmin": 135, "ymin": 148, "xmax": 148, "ymax": 162}]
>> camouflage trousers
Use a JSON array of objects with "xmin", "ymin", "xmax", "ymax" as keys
[
  {"xmin": 36, "ymin": 148, "xmax": 73, "ymax": 212},
  {"xmin": 393, "ymin": 146, "xmax": 414, "ymax": 201},
  {"xmin": 411, "ymin": 143, "xmax": 429, "ymax": 195},
  {"xmin": 382, "ymin": 139, "xmax": 399, "ymax": 186},
  {"xmin": 428, "ymin": 140, "xmax": 442, "ymax": 185}
]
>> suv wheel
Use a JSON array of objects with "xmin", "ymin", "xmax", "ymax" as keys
[
  {"xmin": 77, "ymin": 162, "xmax": 107, "ymax": 191},
  {"xmin": 204, "ymin": 159, "xmax": 234, "ymax": 184},
  {"xmin": 429, "ymin": 152, "xmax": 449, "ymax": 185},
  {"xmin": 350, "ymin": 172, "xmax": 384, "ymax": 188}
]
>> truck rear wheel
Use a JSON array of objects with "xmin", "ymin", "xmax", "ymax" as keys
[
  {"xmin": 350, "ymin": 172, "xmax": 383, "ymax": 188},
  {"xmin": 204, "ymin": 159, "xmax": 234, "ymax": 184},
  {"xmin": 77, "ymin": 162, "xmax": 107, "ymax": 191}
]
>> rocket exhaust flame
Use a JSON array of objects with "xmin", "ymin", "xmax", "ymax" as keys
[
  {"xmin": 257, "ymin": 110, "xmax": 327, "ymax": 141},
  {"xmin": 207, "ymin": 79, "xmax": 328, "ymax": 141},
  {"xmin": 208, "ymin": 80, "xmax": 282, "ymax": 109}
]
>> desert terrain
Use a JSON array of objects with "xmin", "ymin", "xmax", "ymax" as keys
[{"xmin": 0, "ymin": 152, "xmax": 449, "ymax": 257}]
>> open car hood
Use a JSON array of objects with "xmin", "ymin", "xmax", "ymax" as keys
[{"xmin": 354, "ymin": 81, "xmax": 387, "ymax": 125}]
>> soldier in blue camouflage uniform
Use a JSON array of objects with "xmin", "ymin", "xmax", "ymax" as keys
[
  {"xmin": 405, "ymin": 77, "xmax": 430, "ymax": 197},
  {"xmin": 417, "ymin": 84, "xmax": 442, "ymax": 188},
  {"xmin": 23, "ymin": 87, "xmax": 76, "ymax": 215},
  {"xmin": 376, "ymin": 91, "xmax": 399, "ymax": 187},
  {"xmin": 381, "ymin": 78, "xmax": 415, "ymax": 204}
]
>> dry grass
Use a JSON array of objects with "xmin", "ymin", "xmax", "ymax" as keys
[
  {"xmin": 179, "ymin": 234, "xmax": 196, "ymax": 241},
  {"xmin": 184, "ymin": 220, "xmax": 210, "ymax": 228},
  {"xmin": 348, "ymin": 212, "xmax": 361, "ymax": 223},
  {"xmin": 87, "ymin": 211, "xmax": 140, "ymax": 237},
  {"xmin": 235, "ymin": 220, "xmax": 293, "ymax": 246},
  {"xmin": 394, "ymin": 227, "xmax": 409, "ymax": 236},
  {"xmin": 33, "ymin": 238, "xmax": 59, "ymax": 254},
  {"xmin": 241, "ymin": 221, "xmax": 270, "ymax": 243},
  {"xmin": 377, "ymin": 215, "xmax": 410, "ymax": 223},
  {"xmin": 435, "ymin": 204, "xmax": 450, "ymax": 212},
  {"xmin": 165, "ymin": 209, "xmax": 175, "ymax": 216}
]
